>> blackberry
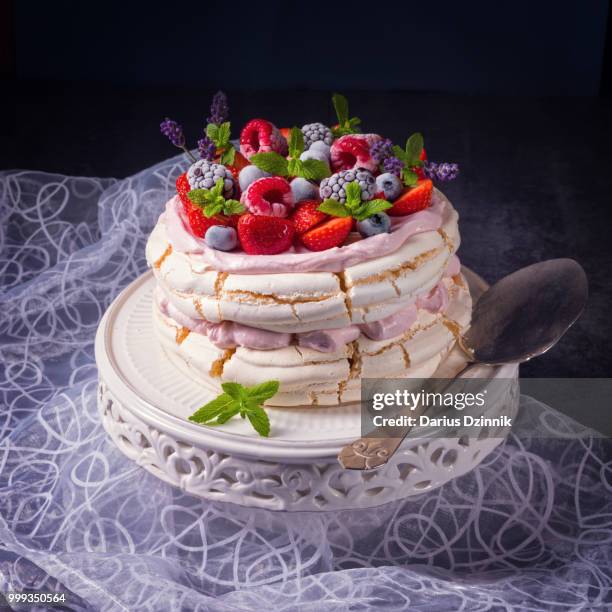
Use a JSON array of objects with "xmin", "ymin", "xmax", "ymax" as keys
[
  {"xmin": 187, "ymin": 160, "xmax": 235, "ymax": 196},
  {"xmin": 319, "ymin": 168, "xmax": 376, "ymax": 204},
  {"xmin": 302, "ymin": 122, "xmax": 334, "ymax": 149}
]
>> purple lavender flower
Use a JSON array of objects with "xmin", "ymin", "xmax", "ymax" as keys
[
  {"xmin": 207, "ymin": 91, "xmax": 229, "ymax": 126},
  {"xmin": 198, "ymin": 137, "xmax": 216, "ymax": 161},
  {"xmin": 160, "ymin": 117, "xmax": 185, "ymax": 148},
  {"xmin": 383, "ymin": 156, "xmax": 404, "ymax": 177},
  {"xmin": 424, "ymin": 161, "xmax": 460, "ymax": 182},
  {"xmin": 371, "ymin": 138, "xmax": 394, "ymax": 163}
]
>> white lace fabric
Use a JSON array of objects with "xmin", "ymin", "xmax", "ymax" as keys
[{"xmin": 0, "ymin": 160, "xmax": 610, "ymax": 611}]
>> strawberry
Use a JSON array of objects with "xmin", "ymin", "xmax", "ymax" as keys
[
  {"xmin": 291, "ymin": 200, "xmax": 328, "ymax": 235},
  {"xmin": 387, "ymin": 179, "xmax": 433, "ymax": 217},
  {"xmin": 416, "ymin": 148, "xmax": 428, "ymax": 180},
  {"xmin": 237, "ymin": 214, "xmax": 295, "ymax": 255},
  {"xmin": 279, "ymin": 127, "xmax": 291, "ymax": 140},
  {"xmin": 175, "ymin": 172, "xmax": 233, "ymax": 237},
  {"xmin": 300, "ymin": 217, "xmax": 353, "ymax": 251},
  {"xmin": 239, "ymin": 118, "xmax": 288, "ymax": 159}
]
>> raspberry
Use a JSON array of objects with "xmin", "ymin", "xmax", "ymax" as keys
[
  {"xmin": 240, "ymin": 176, "xmax": 294, "ymax": 217},
  {"xmin": 187, "ymin": 160, "xmax": 235, "ymax": 197},
  {"xmin": 319, "ymin": 169, "xmax": 377, "ymax": 204},
  {"xmin": 301, "ymin": 122, "xmax": 333, "ymax": 149},
  {"xmin": 330, "ymin": 134, "xmax": 382, "ymax": 172},
  {"xmin": 239, "ymin": 119, "xmax": 288, "ymax": 159}
]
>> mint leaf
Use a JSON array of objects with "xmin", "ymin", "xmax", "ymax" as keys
[
  {"xmin": 220, "ymin": 146, "xmax": 236, "ymax": 166},
  {"xmin": 318, "ymin": 200, "xmax": 350, "ymax": 217},
  {"xmin": 344, "ymin": 182, "xmax": 362, "ymax": 207},
  {"xmin": 206, "ymin": 123, "xmax": 219, "ymax": 142},
  {"xmin": 188, "ymin": 393, "xmax": 236, "ymax": 423},
  {"xmin": 223, "ymin": 199, "xmax": 246, "ymax": 215},
  {"xmin": 287, "ymin": 158, "xmax": 303, "ymax": 177},
  {"xmin": 246, "ymin": 406, "xmax": 271, "ymax": 437},
  {"xmin": 250, "ymin": 152, "xmax": 289, "ymax": 176},
  {"xmin": 353, "ymin": 199, "xmax": 393, "ymax": 221},
  {"xmin": 187, "ymin": 189, "xmax": 210, "ymax": 205},
  {"xmin": 246, "ymin": 380, "xmax": 280, "ymax": 403},
  {"xmin": 300, "ymin": 159, "xmax": 331, "ymax": 181},
  {"xmin": 203, "ymin": 202, "xmax": 223, "ymax": 217},
  {"xmin": 216, "ymin": 405, "xmax": 241, "ymax": 424},
  {"xmin": 332, "ymin": 93, "xmax": 349, "ymax": 125},
  {"xmin": 221, "ymin": 382, "xmax": 246, "ymax": 401},
  {"xmin": 402, "ymin": 167, "xmax": 419, "ymax": 187},
  {"xmin": 405, "ymin": 133, "xmax": 424, "ymax": 163},
  {"xmin": 217, "ymin": 122, "xmax": 231, "ymax": 146},
  {"xmin": 288, "ymin": 127, "xmax": 304, "ymax": 158},
  {"xmin": 211, "ymin": 178, "xmax": 224, "ymax": 198},
  {"xmin": 392, "ymin": 145, "xmax": 409, "ymax": 163}
]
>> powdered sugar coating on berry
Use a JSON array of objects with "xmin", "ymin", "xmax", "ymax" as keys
[
  {"xmin": 239, "ymin": 119, "xmax": 288, "ymax": 159},
  {"xmin": 240, "ymin": 176, "xmax": 294, "ymax": 217},
  {"xmin": 319, "ymin": 169, "xmax": 377, "ymax": 204},
  {"xmin": 301, "ymin": 122, "xmax": 333, "ymax": 148},
  {"xmin": 187, "ymin": 160, "xmax": 235, "ymax": 197},
  {"xmin": 330, "ymin": 133, "xmax": 382, "ymax": 172}
]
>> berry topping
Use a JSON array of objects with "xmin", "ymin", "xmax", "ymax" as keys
[
  {"xmin": 187, "ymin": 160, "xmax": 235, "ymax": 197},
  {"xmin": 238, "ymin": 165, "xmax": 270, "ymax": 191},
  {"xmin": 237, "ymin": 214, "xmax": 295, "ymax": 255},
  {"xmin": 308, "ymin": 140, "xmax": 331, "ymax": 158},
  {"xmin": 176, "ymin": 173, "xmax": 233, "ymax": 238},
  {"xmin": 301, "ymin": 122, "xmax": 333, "ymax": 149},
  {"xmin": 226, "ymin": 151, "xmax": 250, "ymax": 181},
  {"xmin": 330, "ymin": 134, "xmax": 381, "ymax": 172},
  {"xmin": 319, "ymin": 168, "xmax": 377, "ymax": 204},
  {"xmin": 300, "ymin": 217, "xmax": 353, "ymax": 252},
  {"xmin": 356, "ymin": 212, "xmax": 391, "ymax": 237},
  {"xmin": 387, "ymin": 179, "xmax": 433, "ymax": 216},
  {"xmin": 240, "ymin": 176, "xmax": 294, "ymax": 217},
  {"xmin": 240, "ymin": 119, "xmax": 288, "ymax": 159},
  {"xmin": 299, "ymin": 149, "xmax": 329, "ymax": 164},
  {"xmin": 376, "ymin": 173, "xmax": 403, "ymax": 201},
  {"xmin": 205, "ymin": 225, "xmax": 238, "ymax": 251},
  {"xmin": 291, "ymin": 200, "xmax": 329, "ymax": 235},
  {"xmin": 290, "ymin": 177, "xmax": 318, "ymax": 203}
]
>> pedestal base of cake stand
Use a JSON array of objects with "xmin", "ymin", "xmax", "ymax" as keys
[{"xmin": 95, "ymin": 269, "xmax": 519, "ymax": 511}]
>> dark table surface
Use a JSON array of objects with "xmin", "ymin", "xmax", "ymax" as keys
[{"xmin": 3, "ymin": 82, "xmax": 611, "ymax": 378}]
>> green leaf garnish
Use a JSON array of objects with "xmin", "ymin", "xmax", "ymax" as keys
[
  {"xmin": 187, "ymin": 179, "xmax": 245, "ymax": 217},
  {"xmin": 205, "ymin": 121, "xmax": 237, "ymax": 166},
  {"xmin": 331, "ymin": 93, "xmax": 361, "ymax": 137},
  {"xmin": 188, "ymin": 380, "xmax": 280, "ymax": 437},
  {"xmin": 317, "ymin": 181, "xmax": 391, "ymax": 221},
  {"xmin": 250, "ymin": 152, "xmax": 289, "ymax": 176},
  {"xmin": 301, "ymin": 158, "xmax": 331, "ymax": 181},
  {"xmin": 392, "ymin": 133, "xmax": 425, "ymax": 187},
  {"xmin": 288, "ymin": 127, "xmax": 305, "ymax": 159}
]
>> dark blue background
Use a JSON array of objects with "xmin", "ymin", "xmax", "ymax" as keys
[{"xmin": 10, "ymin": 1, "xmax": 610, "ymax": 95}]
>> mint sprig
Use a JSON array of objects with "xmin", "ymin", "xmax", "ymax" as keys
[
  {"xmin": 250, "ymin": 127, "xmax": 331, "ymax": 181},
  {"xmin": 188, "ymin": 179, "xmax": 245, "ymax": 217},
  {"xmin": 206, "ymin": 121, "xmax": 237, "ymax": 165},
  {"xmin": 392, "ymin": 133, "xmax": 425, "ymax": 186},
  {"xmin": 318, "ymin": 182, "xmax": 391, "ymax": 222},
  {"xmin": 331, "ymin": 93, "xmax": 361, "ymax": 137},
  {"xmin": 188, "ymin": 380, "xmax": 279, "ymax": 437}
]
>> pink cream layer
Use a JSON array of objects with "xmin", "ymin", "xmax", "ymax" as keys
[{"xmin": 162, "ymin": 192, "xmax": 447, "ymax": 274}]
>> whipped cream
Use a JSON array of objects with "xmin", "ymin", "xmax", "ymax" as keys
[{"xmin": 163, "ymin": 190, "xmax": 448, "ymax": 274}]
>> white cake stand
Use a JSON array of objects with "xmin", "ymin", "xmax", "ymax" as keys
[{"xmin": 95, "ymin": 269, "xmax": 519, "ymax": 511}]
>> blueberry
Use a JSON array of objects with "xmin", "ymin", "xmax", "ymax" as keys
[
  {"xmin": 290, "ymin": 177, "xmax": 318, "ymax": 203},
  {"xmin": 376, "ymin": 172, "xmax": 403, "ymax": 201},
  {"xmin": 238, "ymin": 165, "xmax": 270, "ymax": 191},
  {"xmin": 356, "ymin": 213, "xmax": 391, "ymax": 238},
  {"xmin": 308, "ymin": 140, "xmax": 331, "ymax": 158},
  {"xmin": 204, "ymin": 225, "xmax": 238, "ymax": 251},
  {"xmin": 299, "ymin": 150, "xmax": 329, "ymax": 163}
]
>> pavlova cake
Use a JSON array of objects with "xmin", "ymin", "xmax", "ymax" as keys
[{"xmin": 146, "ymin": 92, "xmax": 468, "ymax": 412}]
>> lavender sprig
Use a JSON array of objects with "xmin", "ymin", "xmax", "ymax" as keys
[
  {"xmin": 207, "ymin": 91, "xmax": 229, "ymax": 126},
  {"xmin": 160, "ymin": 117, "xmax": 196, "ymax": 162},
  {"xmin": 371, "ymin": 138, "xmax": 394, "ymax": 163},
  {"xmin": 424, "ymin": 161, "xmax": 460, "ymax": 182},
  {"xmin": 383, "ymin": 156, "xmax": 404, "ymax": 177},
  {"xmin": 198, "ymin": 136, "xmax": 216, "ymax": 161}
]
